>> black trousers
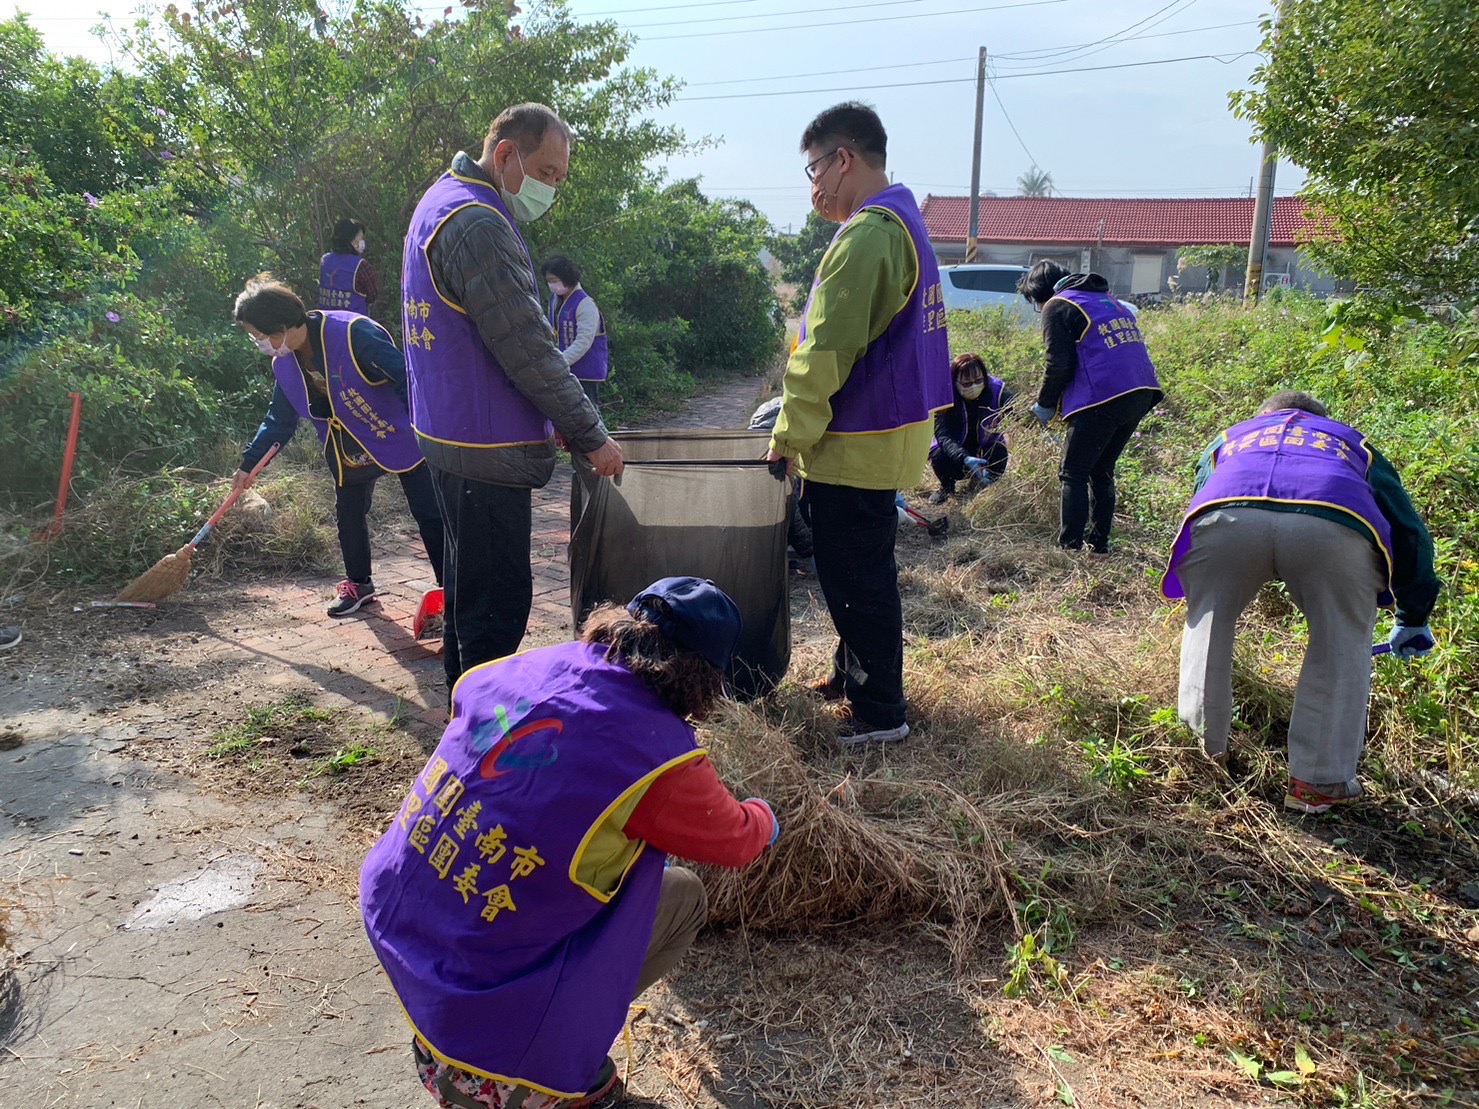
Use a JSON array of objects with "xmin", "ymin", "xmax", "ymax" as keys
[
  {"xmin": 1057, "ymin": 389, "xmax": 1158, "ymax": 550},
  {"xmin": 429, "ymin": 467, "xmax": 533, "ymax": 690},
  {"xmin": 800, "ymin": 481, "xmax": 906, "ymax": 728},
  {"xmin": 930, "ymin": 440, "xmax": 1008, "ymax": 489},
  {"xmin": 332, "ymin": 463, "xmax": 444, "ymax": 587}
]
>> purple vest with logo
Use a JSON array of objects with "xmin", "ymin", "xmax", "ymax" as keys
[
  {"xmin": 547, "ymin": 288, "xmax": 610, "ymax": 382},
  {"xmin": 270, "ymin": 312, "xmax": 422, "ymax": 475},
  {"xmin": 359, "ymin": 642, "xmax": 703, "ymax": 1098},
  {"xmin": 318, "ymin": 252, "xmax": 367, "ymax": 314},
  {"xmin": 796, "ymin": 184, "xmax": 953, "ymax": 433},
  {"xmin": 1162, "ymin": 411, "xmax": 1395, "ymax": 605},
  {"xmin": 930, "ymin": 374, "xmax": 1007, "ymax": 460},
  {"xmin": 403, "ymin": 171, "xmax": 552, "ymax": 449},
  {"xmin": 1052, "ymin": 288, "xmax": 1160, "ymax": 419}
]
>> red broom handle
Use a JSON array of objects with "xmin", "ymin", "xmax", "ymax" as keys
[
  {"xmin": 189, "ymin": 442, "xmax": 280, "ymax": 548},
  {"xmin": 44, "ymin": 392, "xmax": 83, "ymax": 540}
]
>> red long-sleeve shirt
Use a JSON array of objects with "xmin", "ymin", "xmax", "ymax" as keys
[{"xmin": 623, "ymin": 755, "xmax": 774, "ymax": 868}]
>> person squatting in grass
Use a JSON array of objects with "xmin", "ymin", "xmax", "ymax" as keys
[
  {"xmin": 1017, "ymin": 261, "xmax": 1163, "ymax": 554},
  {"xmin": 764, "ymin": 101, "xmax": 954, "ymax": 747},
  {"xmin": 231, "ymin": 274, "xmax": 445, "ymax": 619},
  {"xmin": 543, "ymin": 254, "xmax": 610, "ymax": 411},
  {"xmin": 927, "ymin": 352, "xmax": 1014, "ymax": 505},
  {"xmin": 360, "ymin": 576, "xmax": 780, "ymax": 1109},
  {"xmin": 402, "ymin": 102, "xmax": 623, "ymax": 699},
  {"xmin": 1161, "ymin": 391, "xmax": 1440, "ymax": 814},
  {"xmin": 318, "ymin": 216, "xmax": 379, "ymax": 315}
]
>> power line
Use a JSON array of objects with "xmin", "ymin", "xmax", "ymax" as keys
[
  {"xmin": 679, "ymin": 19, "xmax": 1258, "ymax": 89},
  {"xmin": 574, "ymin": 0, "xmax": 764, "ymax": 15},
  {"xmin": 626, "ymin": 0, "xmax": 965, "ymax": 30},
  {"xmin": 991, "ymin": 18, "xmax": 1254, "ymax": 61},
  {"xmin": 688, "ymin": 55, "xmax": 976, "ymax": 88},
  {"xmin": 672, "ymin": 51, "xmax": 1259, "ymax": 101},
  {"xmin": 987, "ymin": 78, "xmax": 1037, "ymax": 167},
  {"xmin": 640, "ymin": 0, "xmax": 1068, "ymax": 42},
  {"xmin": 991, "ymin": 0, "xmax": 1195, "ymax": 67}
]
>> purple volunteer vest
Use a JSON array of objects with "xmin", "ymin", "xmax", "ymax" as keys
[
  {"xmin": 402, "ymin": 171, "xmax": 552, "ymax": 449},
  {"xmin": 270, "ymin": 311, "xmax": 422, "ymax": 476},
  {"xmin": 796, "ymin": 184, "xmax": 953, "ymax": 433},
  {"xmin": 1051, "ymin": 288, "xmax": 1160, "ymax": 419},
  {"xmin": 318, "ymin": 252, "xmax": 367, "ymax": 314},
  {"xmin": 547, "ymin": 288, "xmax": 610, "ymax": 381},
  {"xmin": 360, "ymin": 642, "xmax": 703, "ymax": 1099},
  {"xmin": 1161, "ymin": 410, "xmax": 1396, "ymax": 605},
  {"xmin": 930, "ymin": 375, "xmax": 1008, "ymax": 460}
]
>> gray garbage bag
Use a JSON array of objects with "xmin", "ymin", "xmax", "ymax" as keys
[{"xmin": 570, "ymin": 429, "xmax": 790, "ymax": 699}]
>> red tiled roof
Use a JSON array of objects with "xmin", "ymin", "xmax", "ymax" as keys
[{"xmin": 918, "ymin": 195, "xmax": 1313, "ymax": 248}]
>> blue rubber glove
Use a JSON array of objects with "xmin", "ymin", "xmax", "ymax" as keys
[
  {"xmin": 1031, "ymin": 403, "xmax": 1055, "ymax": 426},
  {"xmin": 964, "ymin": 457, "xmax": 994, "ymax": 486},
  {"xmin": 1388, "ymin": 624, "xmax": 1435, "ymax": 659},
  {"xmin": 745, "ymin": 797, "xmax": 781, "ymax": 846}
]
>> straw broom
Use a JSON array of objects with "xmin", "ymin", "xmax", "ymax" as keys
[{"xmin": 115, "ymin": 444, "xmax": 279, "ymax": 603}]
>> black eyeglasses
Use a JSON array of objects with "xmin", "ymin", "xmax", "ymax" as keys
[{"xmin": 805, "ymin": 147, "xmax": 846, "ymax": 182}]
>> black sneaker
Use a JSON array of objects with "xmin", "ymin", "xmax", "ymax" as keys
[
  {"xmin": 836, "ymin": 711, "xmax": 910, "ymax": 746},
  {"xmin": 327, "ymin": 579, "xmax": 377, "ymax": 618},
  {"xmin": 927, "ymin": 486, "xmax": 951, "ymax": 505},
  {"xmin": 0, "ymin": 625, "xmax": 19, "ymax": 651}
]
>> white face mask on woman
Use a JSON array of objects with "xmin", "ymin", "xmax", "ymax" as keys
[
  {"xmin": 255, "ymin": 334, "xmax": 291, "ymax": 358},
  {"xmin": 958, "ymin": 380, "xmax": 985, "ymax": 400},
  {"xmin": 547, "ymin": 280, "xmax": 568, "ymax": 298}
]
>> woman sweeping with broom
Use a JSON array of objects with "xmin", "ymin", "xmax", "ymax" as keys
[{"xmin": 231, "ymin": 273, "xmax": 444, "ymax": 618}]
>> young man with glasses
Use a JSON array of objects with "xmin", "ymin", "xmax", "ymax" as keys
[{"xmin": 765, "ymin": 101, "xmax": 953, "ymax": 745}]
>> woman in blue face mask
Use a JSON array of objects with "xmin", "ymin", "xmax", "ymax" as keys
[{"xmin": 231, "ymin": 272, "xmax": 444, "ymax": 620}]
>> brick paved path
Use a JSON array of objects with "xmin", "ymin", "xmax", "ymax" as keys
[{"xmin": 232, "ymin": 374, "xmax": 774, "ymax": 728}]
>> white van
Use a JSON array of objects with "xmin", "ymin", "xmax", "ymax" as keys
[{"xmin": 939, "ymin": 264, "xmax": 1034, "ymax": 322}]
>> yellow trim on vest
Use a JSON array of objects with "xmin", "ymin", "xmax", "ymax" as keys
[
  {"xmin": 418, "ymin": 171, "xmax": 518, "ymax": 316},
  {"xmin": 1046, "ymin": 293, "xmax": 1094, "ymax": 342},
  {"xmin": 851, "ymin": 203, "xmax": 920, "ymax": 316},
  {"xmin": 315, "ymin": 314, "xmax": 421, "ymax": 479},
  {"xmin": 568, "ymin": 747, "xmax": 708, "ymax": 902},
  {"xmin": 392, "ymin": 1009, "xmax": 585, "ymax": 1101},
  {"xmin": 1061, "ymin": 384, "xmax": 1159, "ymax": 420},
  {"xmin": 1176, "ymin": 495, "xmax": 1397, "ymax": 605},
  {"xmin": 413, "ymin": 427, "xmax": 549, "ymax": 450}
]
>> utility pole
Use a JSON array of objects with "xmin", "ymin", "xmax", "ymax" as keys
[
  {"xmin": 1243, "ymin": 0, "xmax": 1284, "ymax": 307},
  {"xmin": 1243, "ymin": 144, "xmax": 1277, "ymax": 307},
  {"xmin": 966, "ymin": 46, "xmax": 987, "ymax": 263}
]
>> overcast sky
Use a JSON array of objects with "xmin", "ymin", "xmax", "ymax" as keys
[{"xmin": 18, "ymin": 0, "xmax": 1301, "ymax": 232}]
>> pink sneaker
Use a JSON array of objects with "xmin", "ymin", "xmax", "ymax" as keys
[{"xmin": 326, "ymin": 579, "xmax": 377, "ymax": 618}]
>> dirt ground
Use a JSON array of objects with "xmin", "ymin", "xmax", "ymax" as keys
[
  {"xmin": 5, "ymin": 373, "xmax": 1477, "ymax": 1109},
  {"xmin": 0, "ymin": 374, "xmax": 869, "ymax": 1109}
]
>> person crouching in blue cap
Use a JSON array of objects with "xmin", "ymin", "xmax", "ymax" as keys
[{"xmin": 361, "ymin": 576, "xmax": 780, "ymax": 1109}]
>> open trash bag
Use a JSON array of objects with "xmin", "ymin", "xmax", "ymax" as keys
[{"xmin": 570, "ymin": 429, "xmax": 790, "ymax": 699}]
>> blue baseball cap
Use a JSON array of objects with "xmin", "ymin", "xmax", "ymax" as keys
[{"xmin": 627, "ymin": 577, "xmax": 742, "ymax": 670}]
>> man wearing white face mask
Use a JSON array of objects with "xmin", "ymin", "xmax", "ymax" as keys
[{"xmin": 403, "ymin": 102, "xmax": 624, "ymax": 699}]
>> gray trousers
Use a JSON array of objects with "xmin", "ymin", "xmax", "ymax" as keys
[{"xmin": 1176, "ymin": 508, "xmax": 1383, "ymax": 784}]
